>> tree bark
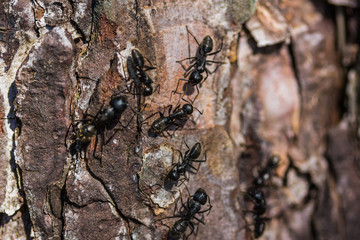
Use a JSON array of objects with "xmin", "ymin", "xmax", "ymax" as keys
[{"xmin": 0, "ymin": 0, "xmax": 359, "ymax": 240}]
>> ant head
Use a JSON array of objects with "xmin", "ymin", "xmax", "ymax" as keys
[
  {"xmin": 193, "ymin": 188, "xmax": 207, "ymax": 205},
  {"xmin": 201, "ymin": 36, "xmax": 213, "ymax": 54},
  {"xmin": 110, "ymin": 96, "xmax": 128, "ymax": 113},
  {"xmin": 131, "ymin": 49, "xmax": 144, "ymax": 68},
  {"xmin": 143, "ymin": 85, "xmax": 153, "ymax": 96},
  {"xmin": 182, "ymin": 104, "xmax": 193, "ymax": 115}
]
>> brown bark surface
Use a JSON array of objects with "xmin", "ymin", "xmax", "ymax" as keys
[{"xmin": 0, "ymin": 0, "xmax": 359, "ymax": 240}]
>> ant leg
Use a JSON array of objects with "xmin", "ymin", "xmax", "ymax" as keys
[
  {"xmin": 92, "ymin": 133, "xmax": 99, "ymax": 160},
  {"xmin": 206, "ymin": 195, "xmax": 213, "ymax": 214},
  {"xmin": 124, "ymin": 113, "xmax": 135, "ymax": 128},
  {"xmin": 184, "ymin": 184, "xmax": 191, "ymax": 197},
  {"xmin": 175, "ymin": 193, "xmax": 188, "ymax": 216},
  {"xmin": 206, "ymin": 60, "xmax": 226, "ymax": 65},
  {"xmin": 192, "ymin": 149, "xmax": 207, "ymax": 163},
  {"xmin": 64, "ymin": 123, "xmax": 74, "ymax": 144},
  {"xmin": 104, "ymin": 109, "xmax": 136, "ymax": 145},
  {"xmin": 143, "ymin": 55, "xmax": 156, "ymax": 69},
  {"xmin": 181, "ymin": 142, "xmax": 191, "ymax": 158},
  {"xmin": 192, "ymin": 215, "xmax": 205, "ymax": 225},
  {"xmin": 174, "ymin": 189, "xmax": 189, "ymax": 214},
  {"xmin": 126, "ymin": 82, "xmax": 143, "ymax": 99},
  {"xmin": 159, "ymin": 131, "xmax": 168, "ymax": 138},
  {"xmin": 124, "ymin": 81, "xmax": 133, "ymax": 94},
  {"xmin": 99, "ymin": 132, "xmax": 105, "ymax": 167},
  {"xmin": 183, "ymin": 141, "xmax": 191, "ymax": 152},
  {"xmin": 176, "ymin": 25, "xmax": 200, "ymax": 76},
  {"xmin": 185, "ymin": 221, "xmax": 195, "ymax": 240},
  {"xmin": 177, "ymin": 176, "xmax": 188, "ymax": 188},
  {"xmin": 186, "ymin": 163, "xmax": 199, "ymax": 173},
  {"xmin": 170, "ymin": 78, "xmax": 188, "ymax": 101},
  {"xmin": 169, "ymin": 104, "xmax": 180, "ymax": 115},
  {"xmin": 104, "ymin": 128, "xmax": 121, "ymax": 145},
  {"xmin": 153, "ymin": 84, "xmax": 160, "ymax": 94},
  {"xmin": 177, "ymin": 56, "xmax": 197, "ymax": 62},
  {"xmin": 191, "ymin": 156, "xmax": 206, "ymax": 173},
  {"xmin": 186, "ymin": 25, "xmax": 200, "ymax": 46},
  {"xmin": 186, "ymin": 25, "xmax": 193, "ymax": 65},
  {"xmin": 92, "ymin": 131, "xmax": 105, "ymax": 166},
  {"xmin": 84, "ymin": 103, "xmax": 104, "ymax": 121},
  {"xmin": 207, "ymin": 39, "xmax": 223, "ymax": 56},
  {"xmin": 183, "ymin": 171, "xmax": 191, "ymax": 182},
  {"xmin": 203, "ymin": 69, "xmax": 209, "ymax": 84},
  {"xmin": 83, "ymin": 145, "xmax": 88, "ymax": 160},
  {"xmin": 180, "ymin": 96, "xmax": 193, "ymax": 105},
  {"xmin": 158, "ymin": 220, "xmax": 172, "ymax": 230},
  {"xmin": 181, "ymin": 96, "xmax": 203, "ymax": 115},
  {"xmin": 189, "ymin": 84, "xmax": 200, "ymax": 104},
  {"xmin": 82, "ymin": 102, "xmax": 104, "ymax": 120},
  {"xmin": 197, "ymin": 205, "xmax": 212, "ymax": 215},
  {"xmin": 142, "ymin": 111, "xmax": 164, "ymax": 124},
  {"xmin": 183, "ymin": 63, "xmax": 197, "ymax": 77},
  {"xmin": 142, "ymin": 65, "xmax": 156, "ymax": 71},
  {"xmin": 178, "ymin": 26, "xmax": 200, "ymax": 79},
  {"xmin": 82, "ymin": 113, "xmax": 96, "ymax": 120},
  {"xmin": 207, "ymin": 63, "xmax": 222, "ymax": 76},
  {"xmin": 122, "ymin": 106, "xmax": 137, "ymax": 128},
  {"xmin": 177, "ymin": 57, "xmax": 197, "ymax": 63},
  {"xmin": 171, "ymin": 122, "xmax": 184, "ymax": 135},
  {"xmin": 172, "ymin": 148, "xmax": 183, "ymax": 165},
  {"xmin": 193, "ymin": 220, "xmax": 201, "ymax": 237},
  {"xmin": 176, "ymin": 57, "xmax": 196, "ymax": 73},
  {"xmin": 149, "ymin": 183, "xmax": 163, "ymax": 193},
  {"xmin": 136, "ymin": 109, "xmax": 146, "ymax": 134},
  {"xmin": 191, "ymin": 158, "xmax": 206, "ymax": 163}
]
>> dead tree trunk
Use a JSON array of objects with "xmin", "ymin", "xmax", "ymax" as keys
[{"xmin": 0, "ymin": 0, "xmax": 359, "ymax": 239}]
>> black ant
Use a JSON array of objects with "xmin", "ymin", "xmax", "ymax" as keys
[
  {"xmin": 145, "ymin": 99, "xmax": 202, "ymax": 137},
  {"xmin": 240, "ymin": 155, "xmax": 279, "ymax": 239},
  {"xmin": 243, "ymin": 187, "xmax": 269, "ymax": 239},
  {"xmin": 126, "ymin": 49, "xmax": 158, "ymax": 98},
  {"xmin": 253, "ymin": 155, "xmax": 280, "ymax": 187},
  {"xmin": 171, "ymin": 26, "xmax": 224, "ymax": 102},
  {"xmin": 253, "ymin": 216, "xmax": 270, "ymax": 239},
  {"xmin": 163, "ymin": 142, "xmax": 206, "ymax": 190},
  {"xmin": 68, "ymin": 95, "xmax": 133, "ymax": 164},
  {"xmin": 243, "ymin": 188, "xmax": 266, "ymax": 216},
  {"xmin": 166, "ymin": 188, "xmax": 212, "ymax": 240},
  {"xmin": 125, "ymin": 49, "xmax": 159, "ymax": 139},
  {"xmin": 69, "ymin": 121, "xmax": 96, "ymax": 156}
]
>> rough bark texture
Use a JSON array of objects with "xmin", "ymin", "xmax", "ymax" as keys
[{"xmin": 0, "ymin": 0, "xmax": 359, "ymax": 240}]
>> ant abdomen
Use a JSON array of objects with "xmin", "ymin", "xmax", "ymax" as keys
[
  {"xmin": 201, "ymin": 35, "xmax": 214, "ymax": 54},
  {"xmin": 189, "ymin": 70, "xmax": 203, "ymax": 86},
  {"xmin": 131, "ymin": 49, "xmax": 145, "ymax": 69}
]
